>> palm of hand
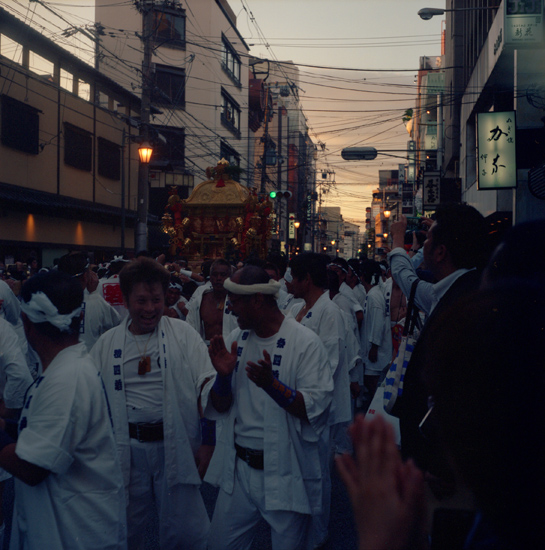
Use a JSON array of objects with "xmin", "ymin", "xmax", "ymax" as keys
[{"xmin": 208, "ymin": 336, "xmax": 237, "ymax": 376}]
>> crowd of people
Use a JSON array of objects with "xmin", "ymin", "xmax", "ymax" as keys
[{"xmin": 0, "ymin": 203, "xmax": 541, "ymax": 550}]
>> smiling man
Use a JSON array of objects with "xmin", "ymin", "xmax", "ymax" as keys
[{"xmin": 90, "ymin": 257, "xmax": 217, "ymax": 550}]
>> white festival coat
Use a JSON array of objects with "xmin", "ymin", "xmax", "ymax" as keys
[
  {"xmin": 205, "ymin": 317, "xmax": 333, "ymax": 515},
  {"xmin": 12, "ymin": 344, "xmax": 126, "ymax": 550},
  {"xmin": 91, "ymin": 317, "xmax": 216, "ymax": 490}
]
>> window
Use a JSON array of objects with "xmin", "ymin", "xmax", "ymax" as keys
[
  {"xmin": 221, "ymin": 36, "xmax": 241, "ymax": 85},
  {"xmin": 221, "ymin": 89, "xmax": 240, "ymax": 137},
  {"xmin": 150, "ymin": 126, "xmax": 185, "ymax": 169},
  {"xmin": 1, "ymin": 95, "xmax": 40, "ymax": 155},
  {"xmin": 64, "ymin": 123, "xmax": 92, "ymax": 171},
  {"xmin": 98, "ymin": 137, "xmax": 120, "ymax": 180},
  {"xmin": 154, "ymin": 65, "xmax": 186, "ymax": 107},
  {"xmin": 152, "ymin": 8, "xmax": 185, "ymax": 49}
]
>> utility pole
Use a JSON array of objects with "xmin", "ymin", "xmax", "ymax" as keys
[
  {"xmin": 135, "ymin": 1, "xmax": 153, "ymax": 253},
  {"xmin": 260, "ymin": 86, "xmax": 270, "ymax": 195}
]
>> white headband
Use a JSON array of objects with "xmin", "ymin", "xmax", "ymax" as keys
[
  {"xmin": 224, "ymin": 278, "xmax": 281, "ymax": 298},
  {"xmin": 21, "ymin": 291, "xmax": 82, "ymax": 332}
]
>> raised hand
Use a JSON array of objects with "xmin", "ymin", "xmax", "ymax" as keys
[
  {"xmin": 245, "ymin": 349, "xmax": 274, "ymax": 388},
  {"xmin": 336, "ymin": 415, "xmax": 426, "ymax": 550},
  {"xmin": 208, "ymin": 335, "xmax": 237, "ymax": 377}
]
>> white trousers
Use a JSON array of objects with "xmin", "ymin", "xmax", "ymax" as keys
[
  {"xmin": 127, "ymin": 439, "xmax": 209, "ymax": 550},
  {"xmin": 312, "ymin": 426, "xmax": 331, "ymax": 547},
  {"xmin": 209, "ymin": 458, "xmax": 312, "ymax": 550}
]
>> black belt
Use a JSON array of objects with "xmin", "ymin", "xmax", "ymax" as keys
[
  {"xmin": 235, "ymin": 443, "xmax": 264, "ymax": 470},
  {"xmin": 128, "ymin": 422, "xmax": 164, "ymax": 442}
]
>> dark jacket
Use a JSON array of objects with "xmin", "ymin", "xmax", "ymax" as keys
[{"xmin": 398, "ymin": 269, "xmax": 481, "ymax": 477}]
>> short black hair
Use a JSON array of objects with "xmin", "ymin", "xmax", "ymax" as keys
[
  {"xmin": 289, "ymin": 253, "xmax": 329, "ymax": 289},
  {"xmin": 432, "ymin": 203, "xmax": 489, "ymax": 270},
  {"xmin": 360, "ymin": 259, "xmax": 382, "ymax": 285},
  {"xmin": 484, "ymin": 219, "xmax": 545, "ymax": 287},
  {"xmin": 119, "ymin": 257, "xmax": 170, "ymax": 300},
  {"xmin": 57, "ymin": 252, "xmax": 89, "ymax": 278}
]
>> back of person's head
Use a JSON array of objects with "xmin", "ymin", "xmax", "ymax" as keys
[
  {"xmin": 289, "ymin": 253, "xmax": 329, "ymax": 288},
  {"xmin": 119, "ymin": 257, "xmax": 169, "ymax": 300},
  {"xmin": 108, "ymin": 255, "xmax": 129, "ymax": 276},
  {"xmin": 483, "ymin": 219, "xmax": 545, "ymax": 287},
  {"xmin": 360, "ymin": 259, "xmax": 381, "ymax": 286},
  {"xmin": 331, "ymin": 257, "xmax": 349, "ymax": 273},
  {"xmin": 237, "ymin": 265, "xmax": 270, "ymax": 286},
  {"xmin": 244, "ymin": 255, "xmax": 266, "ymax": 269},
  {"xmin": 347, "ymin": 258, "xmax": 362, "ymax": 278},
  {"xmin": 21, "ymin": 270, "xmax": 83, "ymax": 340},
  {"xmin": 326, "ymin": 268, "xmax": 340, "ymax": 293},
  {"xmin": 264, "ymin": 262, "xmax": 280, "ymax": 280},
  {"xmin": 432, "ymin": 203, "xmax": 489, "ymax": 270},
  {"xmin": 266, "ymin": 252, "xmax": 287, "ymax": 278},
  {"xmin": 57, "ymin": 252, "xmax": 89, "ymax": 279},
  {"xmin": 200, "ymin": 260, "xmax": 213, "ymax": 280},
  {"xmin": 423, "ymin": 283, "xmax": 545, "ymax": 548}
]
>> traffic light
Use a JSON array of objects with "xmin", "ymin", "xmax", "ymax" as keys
[{"xmin": 269, "ymin": 190, "xmax": 292, "ymax": 200}]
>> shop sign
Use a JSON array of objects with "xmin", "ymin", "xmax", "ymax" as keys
[{"xmin": 477, "ymin": 111, "xmax": 517, "ymax": 190}]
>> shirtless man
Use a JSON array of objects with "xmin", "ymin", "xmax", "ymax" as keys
[{"xmin": 187, "ymin": 259, "xmax": 238, "ymax": 344}]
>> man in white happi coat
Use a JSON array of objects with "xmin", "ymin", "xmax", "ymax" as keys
[
  {"xmin": 0, "ymin": 277, "xmax": 28, "ymax": 358},
  {"xmin": 58, "ymin": 252, "xmax": 121, "ymax": 352},
  {"xmin": 91, "ymin": 257, "xmax": 216, "ymax": 550},
  {"xmin": 205, "ymin": 266, "xmax": 333, "ymax": 550},
  {"xmin": 360, "ymin": 260, "xmax": 393, "ymax": 401},
  {"xmin": 0, "ymin": 270, "xmax": 126, "ymax": 550},
  {"xmin": 186, "ymin": 258, "xmax": 238, "ymax": 344},
  {"xmin": 328, "ymin": 258, "xmax": 364, "ymax": 329},
  {"xmin": 288, "ymin": 253, "xmax": 360, "ymax": 547},
  {"xmin": 0, "ymin": 317, "xmax": 34, "ymax": 546}
]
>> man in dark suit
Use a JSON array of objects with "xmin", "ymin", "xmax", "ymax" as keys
[{"xmin": 388, "ymin": 204, "xmax": 489, "ymax": 483}]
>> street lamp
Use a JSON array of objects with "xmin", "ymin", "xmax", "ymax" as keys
[
  {"xmin": 138, "ymin": 142, "xmax": 153, "ymax": 164},
  {"xmin": 418, "ymin": 6, "xmax": 499, "ymax": 20},
  {"xmin": 384, "ymin": 209, "xmax": 391, "ymax": 219},
  {"xmin": 294, "ymin": 221, "xmax": 300, "ymax": 229}
]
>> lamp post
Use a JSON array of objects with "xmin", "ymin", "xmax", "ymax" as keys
[
  {"xmin": 134, "ymin": 1, "xmax": 153, "ymax": 254},
  {"xmin": 417, "ymin": 6, "xmax": 499, "ymax": 20},
  {"xmin": 294, "ymin": 220, "xmax": 300, "ymax": 255}
]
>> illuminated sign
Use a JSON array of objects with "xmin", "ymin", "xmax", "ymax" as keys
[
  {"xmin": 505, "ymin": 0, "xmax": 544, "ymax": 45},
  {"xmin": 477, "ymin": 111, "xmax": 517, "ymax": 190}
]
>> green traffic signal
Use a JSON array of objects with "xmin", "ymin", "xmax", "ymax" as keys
[{"xmin": 269, "ymin": 191, "xmax": 278, "ymax": 199}]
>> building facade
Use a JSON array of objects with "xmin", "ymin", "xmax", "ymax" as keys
[
  {"xmin": 95, "ymin": 0, "xmax": 251, "ymax": 218},
  {"xmin": 0, "ymin": 8, "xmax": 144, "ymax": 267}
]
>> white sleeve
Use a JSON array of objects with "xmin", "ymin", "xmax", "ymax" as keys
[
  {"xmin": 388, "ymin": 248, "xmax": 433, "ymax": 315},
  {"xmin": 0, "ymin": 321, "xmax": 33, "ymax": 408}
]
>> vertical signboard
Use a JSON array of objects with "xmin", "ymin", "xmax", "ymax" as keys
[
  {"xmin": 289, "ymin": 213, "xmax": 295, "ymax": 239},
  {"xmin": 403, "ymin": 141, "xmax": 416, "ymax": 214},
  {"xmin": 423, "ymin": 171, "xmax": 440, "ymax": 210},
  {"xmin": 505, "ymin": 0, "xmax": 544, "ymax": 45},
  {"xmin": 398, "ymin": 163, "xmax": 405, "ymax": 197},
  {"xmin": 477, "ymin": 111, "xmax": 517, "ymax": 190}
]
